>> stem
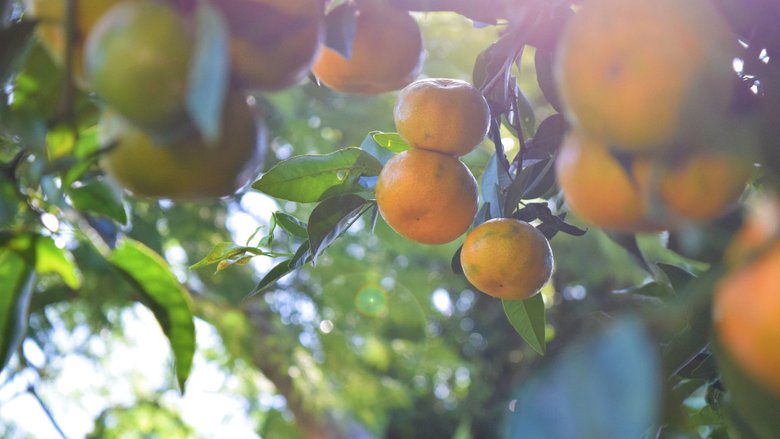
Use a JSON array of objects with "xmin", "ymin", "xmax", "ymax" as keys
[{"xmin": 28, "ymin": 386, "xmax": 68, "ymax": 439}]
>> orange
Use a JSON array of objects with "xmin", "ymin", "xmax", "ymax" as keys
[
  {"xmin": 460, "ymin": 218, "xmax": 553, "ymax": 300},
  {"xmin": 85, "ymin": 0, "xmax": 193, "ymax": 134},
  {"xmin": 714, "ymin": 197, "xmax": 780, "ymax": 394},
  {"xmin": 24, "ymin": 0, "xmax": 123, "ymax": 85},
  {"xmin": 555, "ymin": 0, "xmax": 737, "ymax": 151},
  {"xmin": 634, "ymin": 153, "xmax": 752, "ymax": 223},
  {"xmin": 99, "ymin": 94, "xmax": 265, "ymax": 199},
  {"xmin": 555, "ymin": 130, "xmax": 664, "ymax": 233},
  {"xmin": 217, "ymin": 0, "xmax": 324, "ymax": 91},
  {"xmin": 394, "ymin": 78, "xmax": 490, "ymax": 157},
  {"xmin": 311, "ymin": 1, "xmax": 423, "ymax": 94},
  {"xmin": 375, "ymin": 149, "xmax": 477, "ymax": 244}
]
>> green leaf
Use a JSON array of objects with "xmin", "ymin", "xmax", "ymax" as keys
[
  {"xmin": 505, "ymin": 318, "xmax": 661, "ymax": 438},
  {"xmin": 451, "ymin": 246, "xmax": 464, "ymax": 274},
  {"xmin": 68, "ymin": 178, "xmax": 128, "ymax": 225},
  {"xmin": 502, "ymin": 295, "xmax": 546, "ymax": 355},
  {"xmin": 504, "ymin": 158, "xmax": 555, "ymax": 216},
  {"xmin": 307, "ymin": 194, "xmax": 369, "ymax": 263},
  {"xmin": 253, "ymin": 147, "xmax": 382, "ymax": 203},
  {"xmin": 534, "ymin": 47, "xmax": 562, "ymax": 112},
  {"xmin": 34, "ymin": 236, "xmax": 82, "ymax": 289},
  {"xmin": 0, "ymin": 249, "xmax": 35, "ymax": 372},
  {"xmin": 247, "ymin": 259, "xmax": 294, "ymax": 297},
  {"xmin": 359, "ymin": 132, "xmax": 395, "ymax": 165},
  {"xmin": 289, "ymin": 240, "xmax": 311, "ymax": 270},
  {"xmin": 627, "ymin": 281, "xmax": 673, "ymax": 299},
  {"xmin": 526, "ymin": 114, "xmax": 566, "ymax": 160},
  {"xmin": 189, "ymin": 242, "xmax": 268, "ymax": 271},
  {"xmin": 109, "ymin": 239, "xmax": 195, "ymax": 393},
  {"xmin": 186, "ymin": 0, "xmax": 229, "ymax": 143},
  {"xmin": 515, "ymin": 90, "xmax": 536, "ymax": 138},
  {"xmin": 370, "ymin": 131, "xmax": 410, "ymax": 154},
  {"xmin": 656, "ymin": 262, "xmax": 695, "ymax": 292},
  {"xmin": 273, "ymin": 212, "xmax": 308, "ymax": 238},
  {"xmin": 0, "ymin": 20, "xmax": 36, "ymax": 84}
]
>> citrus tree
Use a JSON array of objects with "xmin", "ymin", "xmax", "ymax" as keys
[{"xmin": 1, "ymin": 0, "xmax": 779, "ymax": 437}]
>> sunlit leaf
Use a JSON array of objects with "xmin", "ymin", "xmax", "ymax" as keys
[
  {"xmin": 254, "ymin": 147, "xmax": 382, "ymax": 202},
  {"xmin": 502, "ymin": 295, "xmax": 545, "ymax": 355},
  {"xmin": 68, "ymin": 178, "xmax": 128, "ymax": 225},
  {"xmin": 273, "ymin": 212, "xmax": 308, "ymax": 238},
  {"xmin": 109, "ymin": 239, "xmax": 195, "ymax": 393},
  {"xmin": 0, "ymin": 249, "xmax": 35, "ymax": 372},
  {"xmin": 370, "ymin": 131, "xmax": 410, "ymax": 153},
  {"xmin": 34, "ymin": 236, "xmax": 82, "ymax": 289}
]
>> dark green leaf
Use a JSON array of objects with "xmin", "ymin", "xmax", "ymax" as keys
[
  {"xmin": 0, "ymin": 20, "xmax": 36, "ymax": 84},
  {"xmin": 0, "ymin": 249, "xmax": 35, "ymax": 372},
  {"xmin": 656, "ymin": 263, "xmax": 695, "ymax": 292},
  {"xmin": 505, "ymin": 318, "xmax": 661, "ymax": 438},
  {"xmin": 526, "ymin": 114, "xmax": 566, "ymax": 160},
  {"xmin": 248, "ymin": 259, "xmax": 293, "ymax": 297},
  {"xmin": 273, "ymin": 212, "xmax": 308, "ymax": 238},
  {"xmin": 109, "ymin": 239, "xmax": 195, "ymax": 393},
  {"xmin": 504, "ymin": 158, "xmax": 555, "ymax": 216},
  {"xmin": 186, "ymin": 0, "xmax": 229, "ymax": 143},
  {"xmin": 323, "ymin": 1, "xmax": 358, "ymax": 59},
  {"xmin": 451, "ymin": 246, "xmax": 463, "ymax": 275},
  {"xmin": 253, "ymin": 147, "xmax": 382, "ymax": 202},
  {"xmin": 605, "ymin": 232, "xmax": 653, "ymax": 274},
  {"xmin": 307, "ymin": 194, "xmax": 368, "ymax": 263},
  {"xmin": 368, "ymin": 202, "xmax": 380, "ymax": 234},
  {"xmin": 502, "ymin": 295, "xmax": 545, "ymax": 355},
  {"xmin": 289, "ymin": 240, "xmax": 311, "ymax": 270},
  {"xmin": 515, "ymin": 89, "xmax": 536, "ymax": 138},
  {"xmin": 676, "ymin": 353, "xmax": 718, "ymax": 380},
  {"xmin": 628, "ymin": 281, "xmax": 673, "ymax": 299},
  {"xmin": 534, "ymin": 47, "xmax": 562, "ymax": 112},
  {"xmin": 68, "ymin": 178, "xmax": 127, "ymax": 224}
]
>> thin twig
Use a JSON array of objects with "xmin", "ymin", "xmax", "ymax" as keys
[{"xmin": 28, "ymin": 386, "xmax": 68, "ymax": 439}]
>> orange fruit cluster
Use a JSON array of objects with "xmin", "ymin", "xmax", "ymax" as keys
[
  {"xmin": 24, "ymin": 0, "xmax": 328, "ymax": 199},
  {"xmin": 376, "ymin": 78, "xmax": 488, "ymax": 244},
  {"xmin": 553, "ymin": 0, "xmax": 750, "ymax": 233}
]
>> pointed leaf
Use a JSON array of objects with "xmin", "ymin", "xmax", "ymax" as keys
[
  {"xmin": 359, "ymin": 132, "xmax": 395, "ymax": 165},
  {"xmin": 506, "ymin": 318, "xmax": 661, "ymax": 438},
  {"xmin": 289, "ymin": 240, "xmax": 311, "ymax": 270},
  {"xmin": 503, "ymin": 295, "xmax": 546, "ymax": 355},
  {"xmin": 189, "ymin": 242, "xmax": 268, "ymax": 270},
  {"xmin": 68, "ymin": 178, "xmax": 127, "ymax": 225},
  {"xmin": 247, "ymin": 259, "xmax": 294, "ymax": 297},
  {"xmin": 451, "ymin": 246, "xmax": 464, "ymax": 275},
  {"xmin": 34, "ymin": 236, "xmax": 82, "ymax": 289},
  {"xmin": 273, "ymin": 212, "xmax": 308, "ymax": 238},
  {"xmin": 109, "ymin": 239, "xmax": 195, "ymax": 392},
  {"xmin": 186, "ymin": 0, "xmax": 229, "ymax": 143},
  {"xmin": 0, "ymin": 249, "xmax": 35, "ymax": 372},
  {"xmin": 371, "ymin": 131, "xmax": 410, "ymax": 153},
  {"xmin": 656, "ymin": 262, "xmax": 695, "ymax": 292},
  {"xmin": 253, "ymin": 147, "xmax": 382, "ymax": 202},
  {"xmin": 526, "ymin": 114, "xmax": 566, "ymax": 160},
  {"xmin": 534, "ymin": 47, "xmax": 562, "ymax": 112},
  {"xmin": 307, "ymin": 194, "xmax": 368, "ymax": 263}
]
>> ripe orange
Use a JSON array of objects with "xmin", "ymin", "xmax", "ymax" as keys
[
  {"xmin": 714, "ymin": 197, "xmax": 780, "ymax": 394},
  {"xmin": 218, "ymin": 0, "xmax": 324, "ymax": 91},
  {"xmin": 85, "ymin": 0, "xmax": 193, "ymax": 134},
  {"xmin": 99, "ymin": 94, "xmax": 265, "ymax": 199},
  {"xmin": 311, "ymin": 1, "xmax": 423, "ymax": 94},
  {"xmin": 394, "ymin": 78, "xmax": 490, "ymax": 157},
  {"xmin": 555, "ymin": 130, "xmax": 664, "ymax": 233},
  {"xmin": 460, "ymin": 218, "xmax": 553, "ymax": 300},
  {"xmin": 24, "ymin": 0, "xmax": 122, "ymax": 85},
  {"xmin": 555, "ymin": 0, "xmax": 737, "ymax": 151},
  {"xmin": 375, "ymin": 149, "xmax": 477, "ymax": 244},
  {"xmin": 634, "ymin": 153, "xmax": 752, "ymax": 223}
]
